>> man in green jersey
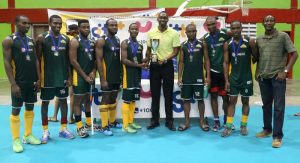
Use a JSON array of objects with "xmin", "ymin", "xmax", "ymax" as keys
[
  {"xmin": 221, "ymin": 21, "xmax": 256, "ymax": 137},
  {"xmin": 120, "ymin": 23, "xmax": 147, "ymax": 133},
  {"xmin": 3, "ymin": 15, "xmax": 41, "ymax": 153},
  {"xmin": 36, "ymin": 15, "xmax": 74, "ymax": 143},
  {"xmin": 178, "ymin": 24, "xmax": 211, "ymax": 131},
  {"xmin": 69, "ymin": 19, "xmax": 100, "ymax": 138},
  {"xmin": 96, "ymin": 18, "xmax": 122, "ymax": 136},
  {"xmin": 203, "ymin": 16, "xmax": 231, "ymax": 131}
]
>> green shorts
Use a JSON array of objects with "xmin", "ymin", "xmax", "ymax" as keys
[
  {"xmin": 228, "ymin": 82, "xmax": 253, "ymax": 97},
  {"xmin": 122, "ymin": 88, "xmax": 140, "ymax": 102},
  {"xmin": 73, "ymin": 80, "xmax": 94, "ymax": 95},
  {"xmin": 12, "ymin": 84, "xmax": 37, "ymax": 108},
  {"xmin": 40, "ymin": 87, "xmax": 69, "ymax": 101},
  {"xmin": 181, "ymin": 84, "xmax": 204, "ymax": 100},
  {"xmin": 101, "ymin": 83, "xmax": 120, "ymax": 92}
]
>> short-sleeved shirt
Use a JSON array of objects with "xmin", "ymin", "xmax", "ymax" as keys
[
  {"xmin": 203, "ymin": 29, "xmax": 230, "ymax": 73},
  {"xmin": 147, "ymin": 27, "xmax": 180, "ymax": 60},
  {"xmin": 256, "ymin": 30, "xmax": 296, "ymax": 79}
]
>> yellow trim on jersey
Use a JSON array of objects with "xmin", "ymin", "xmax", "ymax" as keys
[
  {"xmin": 99, "ymin": 104, "xmax": 110, "ymax": 109},
  {"xmin": 11, "ymin": 60, "xmax": 16, "ymax": 78},
  {"xmin": 41, "ymin": 55, "xmax": 45, "ymax": 87},
  {"xmin": 122, "ymin": 64, "xmax": 127, "ymax": 89},
  {"xmin": 110, "ymin": 103, "xmax": 117, "ymax": 108},
  {"xmin": 102, "ymin": 59, "xmax": 107, "ymax": 80},
  {"xmin": 72, "ymin": 69, "xmax": 78, "ymax": 86}
]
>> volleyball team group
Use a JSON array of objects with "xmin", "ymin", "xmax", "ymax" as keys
[{"xmin": 2, "ymin": 11, "xmax": 298, "ymax": 153}]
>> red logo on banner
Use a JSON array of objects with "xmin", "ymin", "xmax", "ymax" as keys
[{"xmin": 135, "ymin": 21, "xmax": 152, "ymax": 33}]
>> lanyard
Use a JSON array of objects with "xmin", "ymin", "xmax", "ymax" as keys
[
  {"xmin": 49, "ymin": 31, "xmax": 62, "ymax": 51},
  {"xmin": 129, "ymin": 38, "xmax": 139, "ymax": 57},
  {"xmin": 209, "ymin": 31, "xmax": 220, "ymax": 50},
  {"xmin": 80, "ymin": 35, "xmax": 91, "ymax": 53},
  {"xmin": 232, "ymin": 38, "xmax": 243, "ymax": 58},
  {"xmin": 16, "ymin": 32, "xmax": 29, "ymax": 54},
  {"xmin": 187, "ymin": 39, "xmax": 198, "ymax": 56}
]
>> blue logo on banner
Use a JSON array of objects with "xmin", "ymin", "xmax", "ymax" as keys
[
  {"xmin": 92, "ymin": 88, "xmax": 102, "ymax": 105},
  {"xmin": 141, "ymin": 69, "xmax": 150, "ymax": 79},
  {"xmin": 169, "ymin": 23, "xmax": 181, "ymax": 31},
  {"xmin": 172, "ymin": 91, "xmax": 183, "ymax": 113}
]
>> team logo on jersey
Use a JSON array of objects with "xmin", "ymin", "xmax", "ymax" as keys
[
  {"xmin": 241, "ymin": 44, "xmax": 247, "ymax": 48},
  {"xmin": 219, "ymin": 37, "xmax": 225, "ymax": 42},
  {"xmin": 197, "ymin": 79, "xmax": 203, "ymax": 83},
  {"xmin": 60, "ymin": 89, "xmax": 66, "ymax": 94},
  {"xmin": 61, "ymin": 40, "xmax": 66, "ymax": 44}
]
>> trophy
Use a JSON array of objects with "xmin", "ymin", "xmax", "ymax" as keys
[{"xmin": 151, "ymin": 39, "xmax": 159, "ymax": 63}]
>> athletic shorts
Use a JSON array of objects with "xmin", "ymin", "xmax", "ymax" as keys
[
  {"xmin": 228, "ymin": 81, "xmax": 253, "ymax": 97},
  {"xmin": 101, "ymin": 83, "xmax": 120, "ymax": 92},
  {"xmin": 40, "ymin": 87, "xmax": 69, "ymax": 101},
  {"xmin": 122, "ymin": 88, "xmax": 140, "ymax": 102},
  {"xmin": 12, "ymin": 83, "xmax": 37, "ymax": 108},
  {"xmin": 73, "ymin": 81, "xmax": 94, "ymax": 95},
  {"xmin": 210, "ymin": 71, "xmax": 226, "ymax": 96},
  {"xmin": 181, "ymin": 84, "xmax": 204, "ymax": 100}
]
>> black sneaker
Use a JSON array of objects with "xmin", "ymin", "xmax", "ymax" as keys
[
  {"xmin": 84, "ymin": 124, "xmax": 102, "ymax": 132},
  {"xmin": 100, "ymin": 126, "xmax": 113, "ymax": 136},
  {"xmin": 77, "ymin": 127, "xmax": 89, "ymax": 138},
  {"xmin": 240, "ymin": 126, "xmax": 248, "ymax": 136},
  {"xmin": 212, "ymin": 120, "xmax": 221, "ymax": 132},
  {"xmin": 221, "ymin": 127, "xmax": 233, "ymax": 137}
]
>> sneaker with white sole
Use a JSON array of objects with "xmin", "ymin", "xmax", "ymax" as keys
[
  {"xmin": 130, "ymin": 123, "xmax": 142, "ymax": 130},
  {"xmin": 100, "ymin": 126, "xmax": 113, "ymax": 136},
  {"xmin": 22, "ymin": 134, "xmax": 41, "ymax": 145},
  {"xmin": 122, "ymin": 126, "xmax": 137, "ymax": 134},
  {"xmin": 40, "ymin": 130, "xmax": 50, "ymax": 144},
  {"xmin": 12, "ymin": 138, "xmax": 23, "ymax": 153},
  {"xmin": 59, "ymin": 128, "xmax": 75, "ymax": 139}
]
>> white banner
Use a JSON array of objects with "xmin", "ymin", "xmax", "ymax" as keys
[
  {"xmin": 89, "ymin": 16, "xmax": 226, "ymax": 55},
  {"xmin": 47, "ymin": 9, "xmax": 227, "ymax": 119},
  {"xmin": 89, "ymin": 17, "xmax": 226, "ymax": 118},
  {"xmin": 47, "ymin": 8, "xmax": 165, "ymax": 35}
]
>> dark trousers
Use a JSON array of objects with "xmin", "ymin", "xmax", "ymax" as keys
[
  {"xmin": 258, "ymin": 77, "xmax": 286, "ymax": 139},
  {"xmin": 150, "ymin": 61, "xmax": 174, "ymax": 123}
]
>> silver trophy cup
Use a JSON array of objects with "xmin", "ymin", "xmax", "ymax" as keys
[{"xmin": 151, "ymin": 39, "xmax": 159, "ymax": 63}]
